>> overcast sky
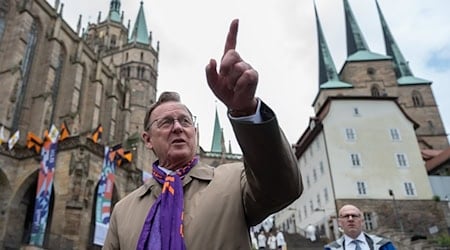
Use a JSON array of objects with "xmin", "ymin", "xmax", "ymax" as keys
[{"xmin": 57, "ymin": 0, "xmax": 450, "ymax": 154}]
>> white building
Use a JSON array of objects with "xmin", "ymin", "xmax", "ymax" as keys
[{"xmin": 275, "ymin": 97, "xmax": 436, "ymax": 240}]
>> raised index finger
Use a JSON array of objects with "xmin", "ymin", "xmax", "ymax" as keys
[{"xmin": 224, "ymin": 19, "xmax": 239, "ymax": 55}]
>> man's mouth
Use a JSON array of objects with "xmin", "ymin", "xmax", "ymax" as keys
[{"xmin": 172, "ymin": 139, "xmax": 185, "ymax": 144}]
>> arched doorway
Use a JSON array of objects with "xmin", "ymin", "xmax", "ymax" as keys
[{"xmin": 3, "ymin": 170, "xmax": 55, "ymax": 249}]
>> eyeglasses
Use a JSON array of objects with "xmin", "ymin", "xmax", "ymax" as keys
[
  {"xmin": 148, "ymin": 115, "xmax": 195, "ymax": 130},
  {"xmin": 339, "ymin": 214, "xmax": 362, "ymax": 220}
]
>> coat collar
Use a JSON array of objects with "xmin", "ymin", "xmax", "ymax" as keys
[{"xmin": 136, "ymin": 161, "xmax": 214, "ymax": 198}]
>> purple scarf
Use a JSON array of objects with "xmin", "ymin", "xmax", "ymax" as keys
[{"xmin": 137, "ymin": 156, "xmax": 199, "ymax": 250}]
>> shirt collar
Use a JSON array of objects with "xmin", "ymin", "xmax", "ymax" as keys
[
  {"xmin": 137, "ymin": 161, "xmax": 214, "ymax": 197},
  {"xmin": 344, "ymin": 233, "xmax": 367, "ymax": 247}
]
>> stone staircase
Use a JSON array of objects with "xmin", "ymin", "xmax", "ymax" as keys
[{"xmin": 283, "ymin": 233, "xmax": 328, "ymax": 250}]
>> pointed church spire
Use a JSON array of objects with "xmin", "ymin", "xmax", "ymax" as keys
[
  {"xmin": 343, "ymin": 0, "xmax": 389, "ymax": 61},
  {"xmin": 375, "ymin": 0, "xmax": 430, "ymax": 85},
  {"xmin": 129, "ymin": 1, "xmax": 149, "ymax": 45},
  {"xmin": 108, "ymin": 0, "xmax": 121, "ymax": 23},
  {"xmin": 315, "ymin": 3, "xmax": 352, "ymax": 89},
  {"xmin": 211, "ymin": 106, "xmax": 224, "ymax": 153}
]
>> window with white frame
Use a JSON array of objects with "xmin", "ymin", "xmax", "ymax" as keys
[
  {"xmin": 306, "ymin": 175, "xmax": 311, "ymax": 188},
  {"xmin": 316, "ymin": 194, "xmax": 321, "ymax": 208},
  {"xmin": 389, "ymin": 128, "xmax": 401, "ymax": 141},
  {"xmin": 304, "ymin": 205, "xmax": 308, "ymax": 218},
  {"xmin": 395, "ymin": 153, "xmax": 408, "ymax": 167},
  {"xmin": 364, "ymin": 212, "xmax": 375, "ymax": 230},
  {"xmin": 319, "ymin": 161, "xmax": 324, "ymax": 175},
  {"xmin": 404, "ymin": 182, "xmax": 416, "ymax": 196},
  {"xmin": 309, "ymin": 200, "xmax": 314, "ymax": 213},
  {"xmin": 351, "ymin": 153, "xmax": 361, "ymax": 167},
  {"xmin": 324, "ymin": 188, "xmax": 329, "ymax": 203},
  {"xmin": 345, "ymin": 128, "xmax": 357, "ymax": 141},
  {"xmin": 313, "ymin": 169, "xmax": 317, "ymax": 182},
  {"xmin": 357, "ymin": 181, "xmax": 367, "ymax": 195}
]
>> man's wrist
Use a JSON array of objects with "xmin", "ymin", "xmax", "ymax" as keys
[
  {"xmin": 228, "ymin": 108, "xmax": 255, "ymax": 117},
  {"xmin": 228, "ymin": 99, "xmax": 258, "ymax": 117}
]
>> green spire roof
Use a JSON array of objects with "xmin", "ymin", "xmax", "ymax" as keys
[
  {"xmin": 376, "ymin": 0, "xmax": 430, "ymax": 85},
  {"xmin": 315, "ymin": 3, "xmax": 352, "ymax": 89},
  {"xmin": 129, "ymin": 1, "xmax": 149, "ymax": 45},
  {"xmin": 211, "ymin": 107, "xmax": 224, "ymax": 153},
  {"xmin": 343, "ymin": 0, "xmax": 390, "ymax": 62},
  {"xmin": 108, "ymin": 0, "xmax": 121, "ymax": 23}
]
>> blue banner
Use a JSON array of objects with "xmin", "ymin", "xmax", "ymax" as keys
[{"xmin": 29, "ymin": 140, "xmax": 58, "ymax": 246}]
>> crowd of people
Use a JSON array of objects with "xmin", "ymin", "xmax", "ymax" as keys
[{"xmin": 251, "ymin": 229, "xmax": 286, "ymax": 250}]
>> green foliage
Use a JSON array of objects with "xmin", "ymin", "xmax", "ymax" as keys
[
  {"xmin": 434, "ymin": 234, "xmax": 450, "ymax": 247},
  {"xmin": 432, "ymin": 195, "xmax": 441, "ymax": 202}
]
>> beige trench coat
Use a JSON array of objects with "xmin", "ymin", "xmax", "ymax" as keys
[{"xmin": 103, "ymin": 103, "xmax": 303, "ymax": 249}]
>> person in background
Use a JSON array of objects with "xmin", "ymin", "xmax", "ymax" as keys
[
  {"xmin": 258, "ymin": 230, "xmax": 267, "ymax": 249},
  {"xmin": 324, "ymin": 204, "xmax": 396, "ymax": 250},
  {"xmin": 267, "ymin": 232, "xmax": 277, "ymax": 250},
  {"xmin": 276, "ymin": 229, "xmax": 287, "ymax": 250},
  {"xmin": 102, "ymin": 19, "xmax": 303, "ymax": 250}
]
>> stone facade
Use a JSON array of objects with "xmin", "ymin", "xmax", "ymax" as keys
[
  {"xmin": 315, "ymin": 59, "xmax": 449, "ymax": 150},
  {"xmin": 0, "ymin": 1, "xmax": 243, "ymax": 249},
  {"xmin": 0, "ymin": 0, "xmax": 158, "ymax": 249}
]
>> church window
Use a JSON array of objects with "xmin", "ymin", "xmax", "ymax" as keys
[
  {"xmin": 371, "ymin": 85, "xmax": 380, "ymax": 96},
  {"xmin": 49, "ymin": 52, "xmax": 65, "ymax": 124},
  {"xmin": 367, "ymin": 67, "xmax": 376, "ymax": 75},
  {"xmin": 110, "ymin": 35, "xmax": 117, "ymax": 48},
  {"xmin": 412, "ymin": 90, "xmax": 424, "ymax": 107},
  {"xmin": 0, "ymin": 0, "xmax": 8, "ymax": 42},
  {"xmin": 12, "ymin": 20, "xmax": 37, "ymax": 130}
]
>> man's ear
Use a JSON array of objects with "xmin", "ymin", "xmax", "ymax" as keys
[{"xmin": 141, "ymin": 131, "xmax": 153, "ymax": 149}]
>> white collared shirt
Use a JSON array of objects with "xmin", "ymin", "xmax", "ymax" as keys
[{"xmin": 343, "ymin": 233, "xmax": 370, "ymax": 250}]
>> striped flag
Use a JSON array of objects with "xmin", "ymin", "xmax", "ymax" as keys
[
  {"xmin": 29, "ymin": 130, "xmax": 59, "ymax": 246},
  {"xmin": 8, "ymin": 130, "xmax": 20, "ymax": 150},
  {"xmin": 26, "ymin": 132, "xmax": 43, "ymax": 154},
  {"xmin": 91, "ymin": 124, "xmax": 103, "ymax": 144},
  {"xmin": 109, "ymin": 143, "xmax": 132, "ymax": 167},
  {"xmin": 59, "ymin": 121, "xmax": 70, "ymax": 142}
]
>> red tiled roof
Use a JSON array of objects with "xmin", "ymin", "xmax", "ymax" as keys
[{"xmin": 425, "ymin": 147, "xmax": 450, "ymax": 172}]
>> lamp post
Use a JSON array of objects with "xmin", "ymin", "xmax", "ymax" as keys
[{"xmin": 388, "ymin": 189, "xmax": 404, "ymax": 233}]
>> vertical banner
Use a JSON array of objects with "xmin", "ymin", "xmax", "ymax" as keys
[
  {"xmin": 29, "ymin": 126, "xmax": 59, "ymax": 246},
  {"xmin": 94, "ymin": 146, "xmax": 116, "ymax": 245}
]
